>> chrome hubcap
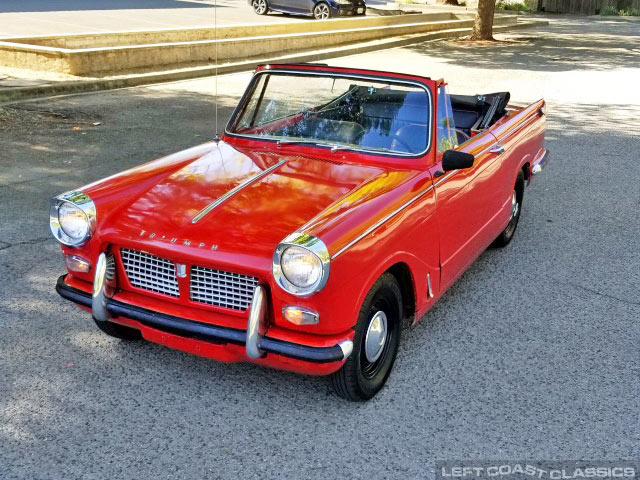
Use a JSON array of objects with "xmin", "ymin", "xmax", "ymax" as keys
[
  {"xmin": 509, "ymin": 190, "xmax": 519, "ymax": 221},
  {"xmin": 315, "ymin": 4, "xmax": 329, "ymax": 18},
  {"xmin": 364, "ymin": 311, "xmax": 387, "ymax": 363},
  {"xmin": 254, "ymin": 0, "xmax": 266, "ymax": 13}
]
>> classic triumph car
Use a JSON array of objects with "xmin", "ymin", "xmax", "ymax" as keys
[{"xmin": 52, "ymin": 64, "xmax": 548, "ymax": 401}]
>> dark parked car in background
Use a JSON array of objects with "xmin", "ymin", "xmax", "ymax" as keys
[{"xmin": 250, "ymin": 0, "xmax": 366, "ymax": 19}]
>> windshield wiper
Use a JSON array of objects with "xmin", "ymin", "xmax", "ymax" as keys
[
  {"xmin": 276, "ymin": 139, "xmax": 351, "ymax": 153},
  {"xmin": 276, "ymin": 139, "xmax": 320, "ymax": 147}
]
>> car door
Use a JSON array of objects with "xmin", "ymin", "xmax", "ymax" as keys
[
  {"xmin": 278, "ymin": 0, "xmax": 311, "ymax": 13},
  {"xmin": 431, "ymin": 86, "xmax": 505, "ymax": 291},
  {"xmin": 268, "ymin": 0, "xmax": 287, "ymax": 10}
]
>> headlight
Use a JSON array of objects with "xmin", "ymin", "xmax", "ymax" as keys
[
  {"xmin": 59, "ymin": 202, "xmax": 89, "ymax": 240},
  {"xmin": 50, "ymin": 191, "xmax": 96, "ymax": 247},
  {"xmin": 281, "ymin": 246, "xmax": 322, "ymax": 288},
  {"xmin": 273, "ymin": 233, "xmax": 330, "ymax": 296}
]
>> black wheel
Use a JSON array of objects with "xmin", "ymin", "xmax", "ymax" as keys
[
  {"xmin": 313, "ymin": 2, "xmax": 331, "ymax": 19},
  {"xmin": 330, "ymin": 273, "xmax": 402, "ymax": 401},
  {"xmin": 252, "ymin": 0, "xmax": 269, "ymax": 15},
  {"xmin": 93, "ymin": 318, "xmax": 142, "ymax": 340},
  {"xmin": 492, "ymin": 170, "xmax": 524, "ymax": 248}
]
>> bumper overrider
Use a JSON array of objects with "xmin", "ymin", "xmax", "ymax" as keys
[
  {"xmin": 531, "ymin": 148, "xmax": 550, "ymax": 177},
  {"xmin": 56, "ymin": 253, "xmax": 353, "ymax": 365}
]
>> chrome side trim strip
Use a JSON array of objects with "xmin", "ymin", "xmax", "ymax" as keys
[
  {"xmin": 331, "ymin": 184, "xmax": 435, "ymax": 260},
  {"xmin": 434, "ymin": 170, "xmax": 457, "ymax": 187},
  {"xmin": 427, "ymin": 273, "xmax": 434, "ymax": 299},
  {"xmin": 192, "ymin": 159, "xmax": 287, "ymax": 223}
]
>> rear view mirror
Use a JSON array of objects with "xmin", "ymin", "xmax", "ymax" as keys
[{"xmin": 442, "ymin": 150, "xmax": 474, "ymax": 171}]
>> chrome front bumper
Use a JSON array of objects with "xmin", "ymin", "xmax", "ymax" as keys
[{"xmin": 57, "ymin": 275, "xmax": 353, "ymax": 364}]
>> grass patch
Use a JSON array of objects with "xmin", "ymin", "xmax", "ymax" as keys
[
  {"xmin": 496, "ymin": 0, "xmax": 530, "ymax": 11},
  {"xmin": 601, "ymin": 5, "xmax": 640, "ymax": 15}
]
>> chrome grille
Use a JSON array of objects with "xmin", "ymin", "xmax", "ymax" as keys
[
  {"xmin": 120, "ymin": 248, "xmax": 179, "ymax": 297},
  {"xmin": 190, "ymin": 266, "xmax": 258, "ymax": 311},
  {"xmin": 105, "ymin": 254, "xmax": 115, "ymax": 282}
]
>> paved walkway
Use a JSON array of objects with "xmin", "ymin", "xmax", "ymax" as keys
[
  {"xmin": 0, "ymin": 0, "xmax": 389, "ymax": 38},
  {"xmin": 0, "ymin": 0, "xmax": 305, "ymax": 38}
]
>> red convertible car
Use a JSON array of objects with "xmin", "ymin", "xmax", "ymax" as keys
[{"xmin": 52, "ymin": 64, "xmax": 548, "ymax": 401}]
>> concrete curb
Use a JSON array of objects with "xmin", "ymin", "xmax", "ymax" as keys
[{"xmin": 0, "ymin": 20, "xmax": 547, "ymax": 104}]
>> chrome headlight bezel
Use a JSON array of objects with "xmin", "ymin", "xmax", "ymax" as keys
[
  {"xmin": 273, "ymin": 232, "xmax": 330, "ymax": 297},
  {"xmin": 49, "ymin": 191, "xmax": 97, "ymax": 247}
]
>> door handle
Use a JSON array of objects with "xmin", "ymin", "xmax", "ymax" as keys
[{"xmin": 489, "ymin": 145, "xmax": 505, "ymax": 154}]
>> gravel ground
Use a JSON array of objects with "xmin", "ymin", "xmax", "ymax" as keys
[{"xmin": 1, "ymin": 17, "xmax": 639, "ymax": 480}]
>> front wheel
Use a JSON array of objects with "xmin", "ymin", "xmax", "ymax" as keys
[
  {"xmin": 492, "ymin": 170, "xmax": 524, "ymax": 248},
  {"xmin": 252, "ymin": 0, "xmax": 269, "ymax": 15},
  {"xmin": 330, "ymin": 273, "xmax": 402, "ymax": 401},
  {"xmin": 313, "ymin": 2, "xmax": 331, "ymax": 19}
]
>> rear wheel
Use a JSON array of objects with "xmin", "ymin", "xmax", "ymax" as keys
[
  {"xmin": 330, "ymin": 274, "xmax": 402, "ymax": 401},
  {"xmin": 313, "ymin": 2, "xmax": 331, "ymax": 19},
  {"xmin": 492, "ymin": 170, "xmax": 524, "ymax": 248},
  {"xmin": 252, "ymin": 0, "xmax": 269, "ymax": 15},
  {"xmin": 93, "ymin": 318, "xmax": 142, "ymax": 340}
]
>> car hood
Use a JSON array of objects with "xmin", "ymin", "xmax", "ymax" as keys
[{"xmin": 104, "ymin": 141, "xmax": 388, "ymax": 264}]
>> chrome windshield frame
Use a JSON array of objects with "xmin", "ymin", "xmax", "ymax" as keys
[{"xmin": 225, "ymin": 69, "xmax": 434, "ymax": 159}]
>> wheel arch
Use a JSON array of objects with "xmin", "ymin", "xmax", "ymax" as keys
[
  {"xmin": 515, "ymin": 166, "xmax": 525, "ymax": 202},
  {"xmin": 386, "ymin": 262, "xmax": 417, "ymax": 323},
  {"xmin": 346, "ymin": 254, "xmax": 421, "ymax": 326}
]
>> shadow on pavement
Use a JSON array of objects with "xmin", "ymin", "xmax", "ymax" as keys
[{"xmin": 405, "ymin": 17, "xmax": 640, "ymax": 72}]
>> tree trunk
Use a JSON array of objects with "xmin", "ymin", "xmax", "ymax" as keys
[{"xmin": 470, "ymin": 0, "xmax": 496, "ymax": 40}]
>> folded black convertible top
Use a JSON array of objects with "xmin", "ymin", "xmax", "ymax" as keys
[{"xmin": 450, "ymin": 92, "xmax": 511, "ymax": 130}]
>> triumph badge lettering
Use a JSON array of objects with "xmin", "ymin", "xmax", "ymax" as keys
[{"xmin": 138, "ymin": 230, "xmax": 218, "ymax": 251}]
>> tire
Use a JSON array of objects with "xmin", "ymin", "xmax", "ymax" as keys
[
  {"xmin": 252, "ymin": 0, "xmax": 269, "ymax": 15},
  {"xmin": 492, "ymin": 170, "xmax": 524, "ymax": 248},
  {"xmin": 93, "ymin": 317, "xmax": 142, "ymax": 340},
  {"xmin": 330, "ymin": 273, "xmax": 402, "ymax": 401},
  {"xmin": 313, "ymin": 2, "xmax": 331, "ymax": 19}
]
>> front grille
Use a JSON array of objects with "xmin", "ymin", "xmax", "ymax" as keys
[
  {"xmin": 190, "ymin": 266, "xmax": 258, "ymax": 311},
  {"xmin": 120, "ymin": 248, "xmax": 179, "ymax": 297}
]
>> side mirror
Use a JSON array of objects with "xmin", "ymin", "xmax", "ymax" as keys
[{"xmin": 442, "ymin": 150, "xmax": 475, "ymax": 171}]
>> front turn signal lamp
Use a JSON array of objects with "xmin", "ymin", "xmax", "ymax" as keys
[
  {"xmin": 64, "ymin": 254, "xmax": 91, "ymax": 273},
  {"xmin": 282, "ymin": 306, "xmax": 319, "ymax": 326}
]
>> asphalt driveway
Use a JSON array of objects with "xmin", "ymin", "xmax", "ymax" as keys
[{"xmin": 1, "ymin": 17, "xmax": 639, "ymax": 480}]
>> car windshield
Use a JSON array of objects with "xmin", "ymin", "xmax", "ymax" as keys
[{"xmin": 228, "ymin": 72, "xmax": 431, "ymax": 156}]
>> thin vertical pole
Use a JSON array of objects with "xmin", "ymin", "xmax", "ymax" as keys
[{"xmin": 214, "ymin": 0, "xmax": 219, "ymax": 140}]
